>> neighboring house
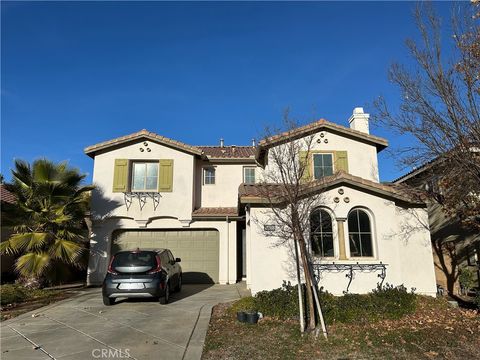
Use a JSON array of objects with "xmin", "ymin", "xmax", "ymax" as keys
[
  {"xmin": 394, "ymin": 160, "xmax": 480, "ymax": 295},
  {"xmin": 85, "ymin": 108, "xmax": 437, "ymax": 296},
  {"xmin": 1, "ymin": 184, "xmax": 16, "ymax": 279}
]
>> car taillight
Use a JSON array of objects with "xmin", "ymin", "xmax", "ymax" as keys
[
  {"xmin": 107, "ymin": 256, "xmax": 118, "ymax": 275},
  {"xmin": 147, "ymin": 255, "xmax": 162, "ymax": 274}
]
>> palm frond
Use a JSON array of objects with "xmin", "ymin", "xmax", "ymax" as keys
[
  {"xmin": 1, "ymin": 233, "xmax": 35, "ymax": 254},
  {"xmin": 32, "ymin": 158, "xmax": 58, "ymax": 183},
  {"xmin": 14, "ymin": 252, "xmax": 51, "ymax": 277},
  {"xmin": 49, "ymin": 239, "xmax": 84, "ymax": 264},
  {"xmin": 0, "ymin": 239, "xmax": 14, "ymax": 254},
  {"xmin": 25, "ymin": 232, "xmax": 49, "ymax": 251}
]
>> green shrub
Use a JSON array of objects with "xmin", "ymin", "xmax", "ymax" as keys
[
  {"xmin": 0, "ymin": 284, "xmax": 57, "ymax": 306},
  {"xmin": 230, "ymin": 296, "xmax": 257, "ymax": 314},
  {"xmin": 459, "ymin": 268, "xmax": 476, "ymax": 293},
  {"xmin": 255, "ymin": 281, "xmax": 300, "ymax": 318},
  {"xmin": 1, "ymin": 284, "xmax": 29, "ymax": 305},
  {"xmin": 231, "ymin": 281, "xmax": 418, "ymax": 324},
  {"xmin": 370, "ymin": 283, "xmax": 417, "ymax": 319}
]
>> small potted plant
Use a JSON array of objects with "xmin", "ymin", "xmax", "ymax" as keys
[
  {"xmin": 235, "ymin": 297, "xmax": 258, "ymax": 324},
  {"xmin": 244, "ymin": 309, "xmax": 259, "ymax": 324}
]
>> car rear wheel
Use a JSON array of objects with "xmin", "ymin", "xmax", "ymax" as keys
[
  {"xmin": 175, "ymin": 275, "xmax": 182, "ymax": 293},
  {"xmin": 160, "ymin": 282, "xmax": 170, "ymax": 304},
  {"xmin": 103, "ymin": 296, "xmax": 115, "ymax": 306}
]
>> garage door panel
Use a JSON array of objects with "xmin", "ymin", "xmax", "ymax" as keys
[{"xmin": 112, "ymin": 229, "xmax": 219, "ymax": 284}]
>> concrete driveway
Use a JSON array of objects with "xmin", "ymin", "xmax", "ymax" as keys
[{"xmin": 1, "ymin": 284, "xmax": 244, "ymax": 360}]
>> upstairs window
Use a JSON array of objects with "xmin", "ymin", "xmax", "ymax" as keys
[
  {"xmin": 244, "ymin": 167, "xmax": 256, "ymax": 184},
  {"xmin": 348, "ymin": 209, "xmax": 373, "ymax": 257},
  {"xmin": 131, "ymin": 162, "xmax": 158, "ymax": 191},
  {"xmin": 310, "ymin": 209, "xmax": 334, "ymax": 257},
  {"xmin": 204, "ymin": 167, "xmax": 216, "ymax": 185},
  {"xmin": 313, "ymin": 153, "xmax": 333, "ymax": 179}
]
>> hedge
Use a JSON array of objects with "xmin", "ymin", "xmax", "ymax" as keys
[{"xmin": 232, "ymin": 281, "xmax": 417, "ymax": 324}]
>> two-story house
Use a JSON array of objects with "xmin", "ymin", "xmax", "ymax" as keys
[{"xmin": 85, "ymin": 108, "xmax": 437, "ymax": 296}]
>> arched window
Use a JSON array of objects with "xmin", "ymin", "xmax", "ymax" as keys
[
  {"xmin": 348, "ymin": 209, "xmax": 373, "ymax": 257},
  {"xmin": 310, "ymin": 209, "xmax": 334, "ymax": 257}
]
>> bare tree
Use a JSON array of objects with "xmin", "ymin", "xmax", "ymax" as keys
[
  {"xmin": 254, "ymin": 112, "xmax": 327, "ymax": 335},
  {"xmin": 373, "ymin": 2, "xmax": 480, "ymax": 231}
]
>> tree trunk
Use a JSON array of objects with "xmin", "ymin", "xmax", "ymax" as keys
[
  {"xmin": 293, "ymin": 238, "xmax": 305, "ymax": 333},
  {"xmin": 297, "ymin": 235, "xmax": 316, "ymax": 330}
]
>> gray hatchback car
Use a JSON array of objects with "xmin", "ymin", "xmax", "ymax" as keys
[{"xmin": 102, "ymin": 248, "xmax": 182, "ymax": 306}]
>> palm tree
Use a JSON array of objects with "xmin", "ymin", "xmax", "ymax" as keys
[{"xmin": 1, "ymin": 159, "xmax": 94, "ymax": 287}]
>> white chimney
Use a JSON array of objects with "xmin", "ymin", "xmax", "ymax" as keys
[
  {"xmin": 348, "ymin": 107, "xmax": 370, "ymax": 134},
  {"xmin": 220, "ymin": 138, "xmax": 224, "ymax": 147}
]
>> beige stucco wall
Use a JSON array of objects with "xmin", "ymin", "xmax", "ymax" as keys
[
  {"xmin": 261, "ymin": 130, "xmax": 380, "ymax": 182},
  {"xmin": 247, "ymin": 185, "xmax": 437, "ymax": 296},
  {"xmin": 87, "ymin": 139, "xmax": 255, "ymax": 286},
  {"xmin": 195, "ymin": 161, "xmax": 249, "ymax": 208},
  {"xmin": 91, "ymin": 140, "xmax": 195, "ymax": 223},
  {"xmin": 428, "ymin": 201, "xmax": 480, "ymax": 293}
]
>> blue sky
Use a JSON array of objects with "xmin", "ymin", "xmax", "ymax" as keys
[{"xmin": 1, "ymin": 1, "xmax": 454, "ymax": 183}]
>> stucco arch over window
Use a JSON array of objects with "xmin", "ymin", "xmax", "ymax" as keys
[
  {"xmin": 310, "ymin": 208, "xmax": 334, "ymax": 257},
  {"xmin": 347, "ymin": 208, "xmax": 374, "ymax": 257}
]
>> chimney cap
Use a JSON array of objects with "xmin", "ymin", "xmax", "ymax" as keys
[{"xmin": 348, "ymin": 107, "xmax": 370, "ymax": 134}]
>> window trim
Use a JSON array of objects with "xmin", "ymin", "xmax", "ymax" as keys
[
  {"xmin": 346, "ymin": 208, "xmax": 375, "ymax": 259},
  {"xmin": 311, "ymin": 151, "xmax": 334, "ymax": 180},
  {"xmin": 203, "ymin": 166, "xmax": 216, "ymax": 185},
  {"xmin": 310, "ymin": 207, "xmax": 336, "ymax": 259},
  {"xmin": 243, "ymin": 166, "xmax": 256, "ymax": 184},
  {"xmin": 130, "ymin": 160, "xmax": 159, "ymax": 192}
]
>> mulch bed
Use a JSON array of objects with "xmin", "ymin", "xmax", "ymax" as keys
[{"xmin": 1, "ymin": 291, "xmax": 75, "ymax": 321}]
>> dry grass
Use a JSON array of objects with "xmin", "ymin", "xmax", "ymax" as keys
[{"xmin": 203, "ymin": 297, "xmax": 480, "ymax": 360}]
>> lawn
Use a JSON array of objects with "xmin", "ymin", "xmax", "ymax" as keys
[
  {"xmin": 203, "ymin": 296, "xmax": 480, "ymax": 360},
  {"xmin": 0, "ymin": 284, "xmax": 76, "ymax": 321}
]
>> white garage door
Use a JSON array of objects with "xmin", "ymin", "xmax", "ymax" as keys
[{"xmin": 112, "ymin": 229, "xmax": 219, "ymax": 284}]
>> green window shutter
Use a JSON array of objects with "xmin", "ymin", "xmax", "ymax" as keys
[
  {"xmin": 158, "ymin": 159, "xmax": 174, "ymax": 192},
  {"xmin": 299, "ymin": 151, "xmax": 311, "ymax": 182},
  {"xmin": 334, "ymin": 151, "xmax": 349, "ymax": 173},
  {"xmin": 112, "ymin": 159, "xmax": 129, "ymax": 192}
]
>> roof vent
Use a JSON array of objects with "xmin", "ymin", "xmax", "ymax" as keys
[
  {"xmin": 252, "ymin": 138, "xmax": 256, "ymax": 147},
  {"xmin": 232, "ymin": 145, "xmax": 236, "ymax": 153},
  {"xmin": 220, "ymin": 138, "xmax": 224, "ymax": 147}
]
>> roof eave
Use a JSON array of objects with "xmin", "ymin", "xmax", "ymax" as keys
[
  {"xmin": 257, "ymin": 123, "xmax": 388, "ymax": 154},
  {"xmin": 240, "ymin": 178, "xmax": 425, "ymax": 207},
  {"xmin": 84, "ymin": 133, "xmax": 203, "ymax": 158}
]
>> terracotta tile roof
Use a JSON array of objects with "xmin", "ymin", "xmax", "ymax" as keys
[
  {"xmin": 84, "ymin": 129, "xmax": 203, "ymax": 157},
  {"xmin": 192, "ymin": 207, "xmax": 238, "ymax": 217},
  {"xmin": 0, "ymin": 185, "xmax": 16, "ymax": 204},
  {"xmin": 239, "ymin": 171, "xmax": 424, "ymax": 206},
  {"xmin": 258, "ymin": 119, "xmax": 388, "ymax": 151},
  {"xmin": 197, "ymin": 146, "xmax": 256, "ymax": 159}
]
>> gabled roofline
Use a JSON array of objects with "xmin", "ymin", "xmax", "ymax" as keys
[
  {"xmin": 84, "ymin": 129, "xmax": 203, "ymax": 158},
  {"xmin": 239, "ymin": 172, "xmax": 425, "ymax": 207},
  {"xmin": 393, "ymin": 157, "xmax": 443, "ymax": 184},
  {"xmin": 258, "ymin": 119, "xmax": 388, "ymax": 152}
]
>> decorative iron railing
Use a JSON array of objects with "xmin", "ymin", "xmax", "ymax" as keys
[
  {"xmin": 123, "ymin": 192, "xmax": 162, "ymax": 211},
  {"xmin": 312, "ymin": 261, "xmax": 387, "ymax": 294}
]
